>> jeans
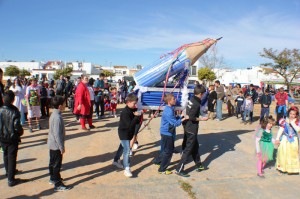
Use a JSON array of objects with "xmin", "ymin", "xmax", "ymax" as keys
[
  {"xmin": 114, "ymin": 140, "xmax": 131, "ymax": 168},
  {"xmin": 243, "ymin": 109, "xmax": 251, "ymax": 122},
  {"xmin": 158, "ymin": 135, "xmax": 174, "ymax": 172},
  {"xmin": 95, "ymin": 96, "xmax": 104, "ymax": 117},
  {"xmin": 236, "ymin": 105, "xmax": 243, "ymax": 118},
  {"xmin": 49, "ymin": 150, "xmax": 63, "ymax": 186},
  {"xmin": 1, "ymin": 142, "xmax": 18, "ymax": 182},
  {"xmin": 216, "ymin": 100, "xmax": 223, "ymax": 120},
  {"xmin": 260, "ymin": 107, "xmax": 270, "ymax": 122}
]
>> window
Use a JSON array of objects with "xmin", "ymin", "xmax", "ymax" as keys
[{"xmin": 189, "ymin": 65, "xmax": 197, "ymax": 76}]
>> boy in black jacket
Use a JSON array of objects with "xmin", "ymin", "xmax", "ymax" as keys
[
  {"xmin": 112, "ymin": 93, "xmax": 140, "ymax": 177},
  {"xmin": 175, "ymin": 85, "xmax": 208, "ymax": 177},
  {"xmin": 259, "ymin": 89, "xmax": 272, "ymax": 123},
  {"xmin": 0, "ymin": 91, "xmax": 25, "ymax": 187}
]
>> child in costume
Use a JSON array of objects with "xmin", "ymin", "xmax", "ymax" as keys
[
  {"xmin": 242, "ymin": 93, "xmax": 253, "ymax": 124},
  {"xmin": 110, "ymin": 87, "xmax": 118, "ymax": 118},
  {"xmin": 255, "ymin": 116, "xmax": 275, "ymax": 178}
]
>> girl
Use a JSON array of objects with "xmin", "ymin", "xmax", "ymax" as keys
[
  {"xmin": 255, "ymin": 116, "xmax": 275, "ymax": 178},
  {"xmin": 110, "ymin": 87, "xmax": 118, "ymax": 117},
  {"xmin": 10, "ymin": 78, "xmax": 26, "ymax": 124},
  {"xmin": 275, "ymin": 106, "xmax": 300, "ymax": 174}
]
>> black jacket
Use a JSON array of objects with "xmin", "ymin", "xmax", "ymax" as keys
[
  {"xmin": 185, "ymin": 96, "xmax": 201, "ymax": 134},
  {"xmin": 0, "ymin": 82, "xmax": 4, "ymax": 107},
  {"xmin": 118, "ymin": 106, "xmax": 139, "ymax": 140},
  {"xmin": 260, "ymin": 94, "xmax": 272, "ymax": 108},
  {"xmin": 0, "ymin": 104, "xmax": 23, "ymax": 143}
]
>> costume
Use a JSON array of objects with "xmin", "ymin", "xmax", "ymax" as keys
[
  {"xmin": 110, "ymin": 92, "xmax": 118, "ymax": 112},
  {"xmin": 276, "ymin": 118, "xmax": 300, "ymax": 173},
  {"xmin": 26, "ymin": 85, "xmax": 41, "ymax": 118}
]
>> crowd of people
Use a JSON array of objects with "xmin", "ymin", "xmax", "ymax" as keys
[{"xmin": 0, "ymin": 68, "xmax": 299, "ymax": 192}]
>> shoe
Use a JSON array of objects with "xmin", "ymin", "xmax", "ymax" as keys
[
  {"xmin": 133, "ymin": 142, "xmax": 139, "ymax": 150},
  {"xmin": 158, "ymin": 170, "xmax": 172, "ymax": 175},
  {"xmin": 82, "ymin": 127, "xmax": 89, "ymax": 131},
  {"xmin": 0, "ymin": 147, "xmax": 3, "ymax": 153},
  {"xmin": 196, "ymin": 164, "xmax": 206, "ymax": 172},
  {"xmin": 89, "ymin": 125, "xmax": 96, "ymax": 129},
  {"xmin": 29, "ymin": 127, "xmax": 33, "ymax": 133},
  {"xmin": 112, "ymin": 160, "xmax": 123, "ymax": 169},
  {"xmin": 129, "ymin": 149, "xmax": 133, "ymax": 157},
  {"xmin": 49, "ymin": 178, "xmax": 64, "ymax": 185},
  {"xmin": 100, "ymin": 115, "xmax": 105, "ymax": 119},
  {"xmin": 215, "ymin": 119, "xmax": 220, "ymax": 121},
  {"xmin": 175, "ymin": 171, "xmax": 190, "ymax": 177},
  {"xmin": 114, "ymin": 115, "xmax": 117, "ymax": 118},
  {"xmin": 37, "ymin": 125, "xmax": 41, "ymax": 130},
  {"xmin": 154, "ymin": 163, "xmax": 160, "ymax": 167},
  {"xmin": 124, "ymin": 169, "xmax": 133, "ymax": 177},
  {"xmin": 257, "ymin": 173, "xmax": 265, "ymax": 178},
  {"xmin": 8, "ymin": 178, "xmax": 28, "ymax": 187},
  {"xmin": 54, "ymin": 184, "xmax": 71, "ymax": 191}
]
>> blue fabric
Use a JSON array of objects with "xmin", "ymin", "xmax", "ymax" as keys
[
  {"xmin": 216, "ymin": 99, "xmax": 223, "ymax": 120},
  {"xmin": 277, "ymin": 105, "xmax": 287, "ymax": 116},
  {"xmin": 160, "ymin": 105, "xmax": 182, "ymax": 136},
  {"xmin": 94, "ymin": 80, "xmax": 104, "ymax": 96},
  {"xmin": 201, "ymin": 90, "xmax": 209, "ymax": 106},
  {"xmin": 283, "ymin": 122, "xmax": 298, "ymax": 143}
]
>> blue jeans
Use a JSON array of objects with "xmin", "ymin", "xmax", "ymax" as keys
[
  {"xmin": 243, "ymin": 109, "xmax": 251, "ymax": 122},
  {"xmin": 260, "ymin": 107, "xmax": 270, "ymax": 122},
  {"xmin": 113, "ymin": 140, "xmax": 130, "ymax": 168},
  {"xmin": 158, "ymin": 135, "xmax": 174, "ymax": 172},
  {"xmin": 216, "ymin": 100, "xmax": 223, "ymax": 120}
]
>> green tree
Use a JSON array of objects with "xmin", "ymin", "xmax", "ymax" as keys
[
  {"xmin": 19, "ymin": 69, "xmax": 31, "ymax": 77},
  {"xmin": 4, "ymin": 65, "xmax": 20, "ymax": 77},
  {"xmin": 53, "ymin": 67, "xmax": 73, "ymax": 80},
  {"xmin": 198, "ymin": 67, "xmax": 216, "ymax": 81},
  {"xmin": 260, "ymin": 48, "xmax": 300, "ymax": 91},
  {"xmin": 102, "ymin": 70, "xmax": 115, "ymax": 77}
]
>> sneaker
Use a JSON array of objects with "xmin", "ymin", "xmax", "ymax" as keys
[
  {"xmin": 158, "ymin": 170, "xmax": 172, "ymax": 175},
  {"xmin": 54, "ymin": 184, "xmax": 71, "ymax": 191},
  {"xmin": 0, "ymin": 147, "xmax": 3, "ymax": 153},
  {"xmin": 112, "ymin": 160, "xmax": 124, "ymax": 169},
  {"xmin": 37, "ymin": 125, "xmax": 41, "ymax": 130},
  {"xmin": 196, "ymin": 164, "xmax": 206, "ymax": 172},
  {"xmin": 100, "ymin": 115, "xmax": 105, "ymax": 119},
  {"xmin": 114, "ymin": 115, "xmax": 117, "ymax": 118},
  {"xmin": 175, "ymin": 171, "xmax": 190, "ymax": 177},
  {"xmin": 215, "ymin": 119, "xmax": 220, "ymax": 121},
  {"xmin": 89, "ymin": 125, "xmax": 96, "ymax": 129},
  {"xmin": 49, "ymin": 178, "xmax": 64, "ymax": 185},
  {"xmin": 29, "ymin": 127, "xmax": 33, "ymax": 133},
  {"xmin": 8, "ymin": 178, "xmax": 28, "ymax": 187},
  {"xmin": 129, "ymin": 149, "xmax": 133, "ymax": 157},
  {"xmin": 133, "ymin": 143, "xmax": 139, "ymax": 150},
  {"xmin": 124, "ymin": 169, "xmax": 133, "ymax": 177}
]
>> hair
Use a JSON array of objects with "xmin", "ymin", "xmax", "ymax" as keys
[
  {"xmin": 66, "ymin": 76, "xmax": 70, "ymax": 80},
  {"xmin": 288, "ymin": 106, "xmax": 299, "ymax": 116},
  {"xmin": 3, "ymin": 90, "xmax": 15, "ymax": 105},
  {"xmin": 239, "ymin": 91, "xmax": 243, "ymax": 94},
  {"xmin": 163, "ymin": 93, "xmax": 174, "ymax": 103},
  {"xmin": 88, "ymin": 78, "xmax": 95, "ymax": 86},
  {"xmin": 209, "ymin": 85, "xmax": 214, "ymax": 90},
  {"xmin": 100, "ymin": 73, "xmax": 105, "ymax": 77},
  {"xmin": 236, "ymin": 84, "xmax": 241, "ymax": 88},
  {"xmin": 13, "ymin": 78, "xmax": 22, "ymax": 89},
  {"xmin": 265, "ymin": 89, "xmax": 270, "ymax": 93},
  {"xmin": 261, "ymin": 115, "xmax": 275, "ymax": 129},
  {"xmin": 110, "ymin": 86, "xmax": 117, "ymax": 91},
  {"xmin": 125, "ymin": 93, "xmax": 138, "ymax": 102},
  {"xmin": 214, "ymin": 80, "xmax": 220, "ymax": 85},
  {"xmin": 0, "ymin": 68, "xmax": 3, "ymax": 74},
  {"xmin": 51, "ymin": 95, "xmax": 65, "ymax": 109},
  {"xmin": 194, "ymin": 85, "xmax": 206, "ymax": 95}
]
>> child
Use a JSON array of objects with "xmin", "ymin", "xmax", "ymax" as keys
[
  {"xmin": 112, "ymin": 93, "xmax": 140, "ymax": 177},
  {"xmin": 255, "ymin": 116, "xmax": 275, "ymax": 178},
  {"xmin": 110, "ymin": 87, "xmax": 118, "ymax": 118},
  {"xmin": 242, "ymin": 93, "xmax": 253, "ymax": 124},
  {"xmin": 158, "ymin": 93, "xmax": 187, "ymax": 175},
  {"xmin": 235, "ymin": 91, "xmax": 244, "ymax": 119},
  {"xmin": 48, "ymin": 95, "xmax": 71, "ymax": 191},
  {"xmin": 104, "ymin": 95, "xmax": 111, "ymax": 112},
  {"xmin": 259, "ymin": 89, "xmax": 272, "ymax": 123}
]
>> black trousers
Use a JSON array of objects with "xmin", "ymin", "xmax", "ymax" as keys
[
  {"xmin": 95, "ymin": 96, "xmax": 104, "ymax": 116},
  {"xmin": 49, "ymin": 150, "xmax": 63, "ymax": 186},
  {"xmin": 176, "ymin": 132, "xmax": 201, "ymax": 173},
  {"xmin": 40, "ymin": 98, "xmax": 49, "ymax": 116},
  {"xmin": 158, "ymin": 135, "xmax": 174, "ymax": 172},
  {"xmin": 1, "ymin": 142, "xmax": 19, "ymax": 181}
]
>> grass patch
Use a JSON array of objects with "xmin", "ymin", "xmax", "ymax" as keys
[{"xmin": 178, "ymin": 180, "xmax": 196, "ymax": 199}]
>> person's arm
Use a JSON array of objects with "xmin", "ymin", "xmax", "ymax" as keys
[
  {"xmin": 290, "ymin": 119, "xmax": 300, "ymax": 132},
  {"xmin": 53, "ymin": 118, "xmax": 65, "ymax": 153},
  {"xmin": 275, "ymin": 127, "xmax": 284, "ymax": 145},
  {"xmin": 13, "ymin": 111, "xmax": 23, "ymax": 137},
  {"xmin": 25, "ymin": 87, "xmax": 31, "ymax": 109},
  {"xmin": 165, "ymin": 107, "xmax": 182, "ymax": 127}
]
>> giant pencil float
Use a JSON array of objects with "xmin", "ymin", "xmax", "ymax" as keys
[{"xmin": 134, "ymin": 38, "xmax": 222, "ymax": 110}]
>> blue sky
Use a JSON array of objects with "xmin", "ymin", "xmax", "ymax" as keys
[{"xmin": 0, "ymin": 0, "xmax": 299, "ymax": 68}]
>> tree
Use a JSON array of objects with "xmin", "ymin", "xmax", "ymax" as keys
[
  {"xmin": 260, "ymin": 48, "xmax": 300, "ymax": 91},
  {"xmin": 4, "ymin": 65, "xmax": 20, "ymax": 77},
  {"xmin": 102, "ymin": 70, "xmax": 115, "ymax": 77},
  {"xmin": 198, "ymin": 47, "xmax": 225, "ymax": 69},
  {"xmin": 19, "ymin": 69, "xmax": 31, "ymax": 77},
  {"xmin": 198, "ymin": 67, "xmax": 216, "ymax": 81},
  {"xmin": 53, "ymin": 67, "xmax": 73, "ymax": 80}
]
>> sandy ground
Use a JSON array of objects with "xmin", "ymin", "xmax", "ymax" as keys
[{"xmin": 0, "ymin": 103, "xmax": 299, "ymax": 199}]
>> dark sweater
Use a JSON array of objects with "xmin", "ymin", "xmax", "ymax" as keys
[
  {"xmin": 118, "ymin": 106, "xmax": 139, "ymax": 140},
  {"xmin": 260, "ymin": 94, "xmax": 272, "ymax": 108},
  {"xmin": 185, "ymin": 96, "xmax": 201, "ymax": 134}
]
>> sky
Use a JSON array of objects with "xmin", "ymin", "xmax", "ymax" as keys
[{"xmin": 0, "ymin": 0, "xmax": 299, "ymax": 69}]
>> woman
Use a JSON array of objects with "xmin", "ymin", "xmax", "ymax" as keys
[
  {"xmin": 10, "ymin": 78, "xmax": 25, "ymax": 125},
  {"xmin": 73, "ymin": 76, "xmax": 93, "ymax": 130},
  {"xmin": 207, "ymin": 85, "xmax": 217, "ymax": 119},
  {"xmin": 275, "ymin": 106, "xmax": 300, "ymax": 174},
  {"xmin": 87, "ymin": 78, "xmax": 95, "ymax": 128}
]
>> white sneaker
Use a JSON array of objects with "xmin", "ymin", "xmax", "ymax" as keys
[
  {"xmin": 124, "ymin": 169, "xmax": 133, "ymax": 177},
  {"xmin": 129, "ymin": 150, "xmax": 133, "ymax": 156},
  {"xmin": 114, "ymin": 114, "xmax": 117, "ymax": 118},
  {"xmin": 112, "ymin": 160, "xmax": 123, "ymax": 169},
  {"xmin": 133, "ymin": 143, "xmax": 138, "ymax": 150}
]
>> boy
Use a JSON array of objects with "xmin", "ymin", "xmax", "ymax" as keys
[
  {"xmin": 0, "ymin": 91, "xmax": 25, "ymax": 187},
  {"xmin": 235, "ymin": 91, "xmax": 244, "ymax": 119},
  {"xmin": 259, "ymin": 89, "xmax": 272, "ymax": 123},
  {"xmin": 112, "ymin": 93, "xmax": 140, "ymax": 177},
  {"xmin": 48, "ymin": 95, "xmax": 71, "ymax": 191},
  {"xmin": 242, "ymin": 93, "xmax": 254, "ymax": 124},
  {"xmin": 26, "ymin": 77, "xmax": 41, "ymax": 133},
  {"xmin": 175, "ymin": 85, "xmax": 207, "ymax": 177},
  {"xmin": 158, "ymin": 93, "xmax": 187, "ymax": 175}
]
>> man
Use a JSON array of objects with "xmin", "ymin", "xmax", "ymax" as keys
[
  {"xmin": 244, "ymin": 84, "xmax": 258, "ymax": 122},
  {"xmin": 0, "ymin": 91, "xmax": 25, "ymax": 187},
  {"xmin": 64, "ymin": 76, "xmax": 73, "ymax": 107},
  {"xmin": 225, "ymin": 84, "xmax": 235, "ymax": 116},
  {"xmin": 175, "ymin": 85, "xmax": 207, "ymax": 177},
  {"xmin": 274, "ymin": 87, "xmax": 288, "ymax": 124},
  {"xmin": 214, "ymin": 80, "xmax": 225, "ymax": 121},
  {"xmin": 55, "ymin": 75, "xmax": 66, "ymax": 96},
  {"xmin": 259, "ymin": 89, "xmax": 272, "ymax": 123},
  {"xmin": 94, "ymin": 73, "xmax": 105, "ymax": 119}
]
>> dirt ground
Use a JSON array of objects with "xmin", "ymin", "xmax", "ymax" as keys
[{"xmin": 0, "ymin": 103, "xmax": 300, "ymax": 199}]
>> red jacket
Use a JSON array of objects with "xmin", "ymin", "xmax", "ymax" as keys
[{"xmin": 73, "ymin": 82, "xmax": 91, "ymax": 116}]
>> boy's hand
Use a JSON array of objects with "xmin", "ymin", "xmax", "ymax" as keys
[
  {"xmin": 201, "ymin": 117, "xmax": 208, "ymax": 121},
  {"xmin": 61, "ymin": 149, "xmax": 65, "ymax": 154},
  {"xmin": 77, "ymin": 104, "xmax": 81, "ymax": 110},
  {"xmin": 133, "ymin": 111, "xmax": 140, "ymax": 116}
]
